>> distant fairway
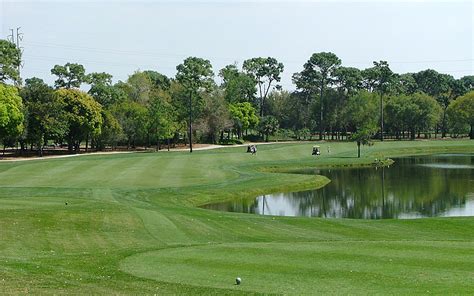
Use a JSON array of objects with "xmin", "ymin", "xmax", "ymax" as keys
[{"xmin": 0, "ymin": 140, "xmax": 473, "ymax": 294}]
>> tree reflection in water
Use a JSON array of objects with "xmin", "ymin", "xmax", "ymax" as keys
[{"xmin": 203, "ymin": 154, "xmax": 474, "ymax": 219}]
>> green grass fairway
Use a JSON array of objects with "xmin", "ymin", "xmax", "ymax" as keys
[{"xmin": 1, "ymin": 140, "xmax": 473, "ymax": 294}]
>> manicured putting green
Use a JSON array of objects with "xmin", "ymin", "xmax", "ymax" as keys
[{"xmin": 121, "ymin": 241, "xmax": 474, "ymax": 294}]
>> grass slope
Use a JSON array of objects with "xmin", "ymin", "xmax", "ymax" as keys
[{"xmin": 0, "ymin": 140, "xmax": 473, "ymax": 294}]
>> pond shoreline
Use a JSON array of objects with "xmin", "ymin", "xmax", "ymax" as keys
[{"xmin": 203, "ymin": 153, "xmax": 474, "ymax": 219}]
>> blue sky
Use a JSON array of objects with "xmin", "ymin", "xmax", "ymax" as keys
[{"xmin": 1, "ymin": 1, "xmax": 473, "ymax": 89}]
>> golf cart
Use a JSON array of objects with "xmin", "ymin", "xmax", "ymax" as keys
[
  {"xmin": 312, "ymin": 145, "xmax": 321, "ymax": 155},
  {"xmin": 247, "ymin": 144, "xmax": 257, "ymax": 155}
]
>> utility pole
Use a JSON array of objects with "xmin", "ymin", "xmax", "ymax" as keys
[
  {"xmin": 188, "ymin": 91, "xmax": 193, "ymax": 153},
  {"xmin": 380, "ymin": 92, "xmax": 384, "ymax": 142},
  {"xmin": 7, "ymin": 27, "xmax": 24, "ymax": 86}
]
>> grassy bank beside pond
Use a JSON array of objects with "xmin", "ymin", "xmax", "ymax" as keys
[{"xmin": 0, "ymin": 140, "xmax": 473, "ymax": 294}]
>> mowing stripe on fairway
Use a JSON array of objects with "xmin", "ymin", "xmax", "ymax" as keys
[{"xmin": 0, "ymin": 140, "xmax": 473, "ymax": 294}]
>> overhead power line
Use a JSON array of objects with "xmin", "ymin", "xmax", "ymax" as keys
[
  {"xmin": 22, "ymin": 54, "xmax": 178, "ymax": 71},
  {"xmin": 23, "ymin": 40, "xmax": 474, "ymax": 67},
  {"xmin": 22, "ymin": 41, "xmax": 239, "ymax": 64}
]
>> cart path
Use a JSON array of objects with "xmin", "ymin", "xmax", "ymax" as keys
[{"xmin": 0, "ymin": 141, "xmax": 307, "ymax": 162}]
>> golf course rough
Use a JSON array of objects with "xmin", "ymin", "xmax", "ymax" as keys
[{"xmin": 0, "ymin": 140, "xmax": 473, "ymax": 294}]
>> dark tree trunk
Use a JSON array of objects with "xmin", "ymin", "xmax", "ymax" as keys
[
  {"xmin": 380, "ymin": 92, "xmax": 384, "ymax": 141},
  {"xmin": 357, "ymin": 141, "xmax": 361, "ymax": 158},
  {"xmin": 85, "ymin": 134, "xmax": 89, "ymax": 153},
  {"xmin": 20, "ymin": 140, "xmax": 25, "ymax": 156},
  {"xmin": 188, "ymin": 92, "xmax": 193, "ymax": 153},
  {"xmin": 441, "ymin": 108, "xmax": 447, "ymax": 138},
  {"xmin": 470, "ymin": 124, "xmax": 473, "ymax": 139},
  {"xmin": 68, "ymin": 135, "xmax": 74, "ymax": 153},
  {"xmin": 319, "ymin": 79, "xmax": 324, "ymax": 141},
  {"xmin": 37, "ymin": 141, "xmax": 43, "ymax": 157}
]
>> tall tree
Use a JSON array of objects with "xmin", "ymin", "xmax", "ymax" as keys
[
  {"xmin": 54, "ymin": 89, "xmax": 103, "ymax": 153},
  {"xmin": 51, "ymin": 63, "xmax": 87, "ymax": 89},
  {"xmin": 334, "ymin": 66, "xmax": 362, "ymax": 96},
  {"xmin": 365, "ymin": 61, "xmax": 396, "ymax": 141},
  {"xmin": 229, "ymin": 102, "xmax": 259, "ymax": 138},
  {"xmin": 361, "ymin": 67, "xmax": 378, "ymax": 92},
  {"xmin": 111, "ymin": 101, "xmax": 147, "ymax": 149},
  {"xmin": 0, "ymin": 40, "xmax": 21, "ymax": 85},
  {"xmin": 267, "ymin": 91, "xmax": 309, "ymax": 137},
  {"xmin": 413, "ymin": 69, "xmax": 458, "ymax": 137},
  {"xmin": 197, "ymin": 90, "xmax": 232, "ymax": 144},
  {"xmin": 285, "ymin": 84, "xmax": 313, "ymax": 133},
  {"xmin": 87, "ymin": 72, "xmax": 127, "ymax": 107},
  {"xmin": 413, "ymin": 69, "xmax": 451, "ymax": 97},
  {"xmin": 332, "ymin": 67, "xmax": 362, "ymax": 138},
  {"xmin": 147, "ymin": 89, "xmax": 178, "ymax": 150},
  {"xmin": 243, "ymin": 57, "xmax": 284, "ymax": 117},
  {"xmin": 168, "ymin": 80, "xmax": 188, "ymax": 136},
  {"xmin": 447, "ymin": 91, "xmax": 474, "ymax": 139},
  {"xmin": 460, "ymin": 76, "xmax": 474, "ymax": 92},
  {"xmin": 344, "ymin": 91, "xmax": 378, "ymax": 157},
  {"xmin": 258, "ymin": 115, "xmax": 279, "ymax": 142},
  {"xmin": 143, "ymin": 70, "xmax": 171, "ymax": 90},
  {"xmin": 94, "ymin": 109, "xmax": 123, "ymax": 150},
  {"xmin": 87, "ymin": 72, "xmax": 113, "ymax": 86},
  {"xmin": 385, "ymin": 93, "xmax": 441, "ymax": 140},
  {"xmin": 89, "ymin": 83, "xmax": 127, "ymax": 108},
  {"xmin": 410, "ymin": 93, "xmax": 442, "ymax": 137},
  {"xmin": 293, "ymin": 52, "xmax": 341, "ymax": 140},
  {"xmin": 0, "ymin": 83, "xmax": 24, "ymax": 147},
  {"xmin": 20, "ymin": 78, "xmax": 67, "ymax": 156},
  {"xmin": 176, "ymin": 57, "xmax": 214, "ymax": 153},
  {"xmin": 121, "ymin": 71, "xmax": 155, "ymax": 105},
  {"xmin": 219, "ymin": 64, "xmax": 256, "ymax": 104},
  {"xmin": 396, "ymin": 73, "xmax": 418, "ymax": 95}
]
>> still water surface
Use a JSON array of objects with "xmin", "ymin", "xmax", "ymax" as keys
[{"xmin": 203, "ymin": 154, "xmax": 474, "ymax": 219}]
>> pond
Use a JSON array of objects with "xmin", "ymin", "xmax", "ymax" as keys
[{"xmin": 203, "ymin": 154, "xmax": 474, "ymax": 219}]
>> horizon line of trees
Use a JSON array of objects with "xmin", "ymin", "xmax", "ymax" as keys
[{"xmin": 1, "ymin": 38, "xmax": 473, "ymax": 157}]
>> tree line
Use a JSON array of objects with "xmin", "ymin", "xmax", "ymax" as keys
[{"xmin": 0, "ymin": 39, "xmax": 473, "ymax": 156}]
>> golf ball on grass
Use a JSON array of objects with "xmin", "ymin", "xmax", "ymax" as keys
[{"xmin": 235, "ymin": 277, "xmax": 241, "ymax": 285}]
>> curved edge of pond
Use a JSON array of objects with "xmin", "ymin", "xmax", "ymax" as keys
[
  {"xmin": 197, "ymin": 158, "xmax": 395, "ymax": 214},
  {"xmin": 201, "ymin": 154, "xmax": 474, "ymax": 220}
]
